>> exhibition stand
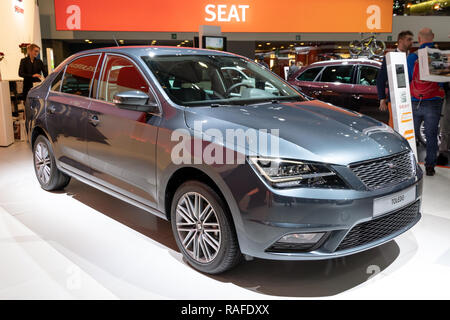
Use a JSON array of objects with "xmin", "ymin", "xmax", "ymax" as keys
[
  {"xmin": 0, "ymin": 81, "xmax": 14, "ymax": 147},
  {"xmin": 386, "ymin": 51, "xmax": 418, "ymax": 157}
]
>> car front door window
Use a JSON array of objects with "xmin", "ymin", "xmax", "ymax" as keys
[
  {"xmin": 320, "ymin": 65, "xmax": 353, "ymax": 84},
  {"xmin": 98, "ymin": 56, "xmax": 150, "ymax": 103}
]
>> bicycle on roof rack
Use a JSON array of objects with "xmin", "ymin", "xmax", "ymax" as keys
[{"xmin": 349, "ymin": 33, "xmax": 386, "ymax": 58}]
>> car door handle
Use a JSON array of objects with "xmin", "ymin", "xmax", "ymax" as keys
[
  {"xmin": 47, "ymin": 105, "xmax": 56, "ymax": 114},
  {"xmin": 89, "ymin": 114, "xmax": 100, "ymax": 126}
]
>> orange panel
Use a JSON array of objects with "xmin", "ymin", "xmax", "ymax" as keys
[{"xmin": 54, "ymin": 0, "xmax": 393, "ymax": 33}]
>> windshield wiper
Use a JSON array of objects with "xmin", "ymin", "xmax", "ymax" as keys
[
  {"xmin": 209, "ymin": 103, "xmax": 234, "ymax": 108},
  {"xmin": 242, "ymin": 97, "xmax": 301, "ymax": 106},
  {"xmin": 189, "ymin": 96, "xmax": 303, "ymax": 108}
]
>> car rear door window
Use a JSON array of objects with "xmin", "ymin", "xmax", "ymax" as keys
[
  {"xmin": 297, "ymin": 67, "xmax": 322, "ymax": 81},
  {"xmin": 320, "ymin": 65, "xmax": 353, "ymax": 84},
  {"xmin": 98, "ymin": 55, "xmax": 150, "ymax": 103},
  {"xmin": 358, "ymin": 65, "xmax": 379, "ymax": 86},
  {"xmin": 60, "ymin": 55, "xmax": 100, "ymax": 97}
]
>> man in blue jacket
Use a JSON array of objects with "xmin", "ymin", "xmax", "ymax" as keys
[{"xmin": 407, "ymin": 28, "xmax": 445, "ymax": 176}]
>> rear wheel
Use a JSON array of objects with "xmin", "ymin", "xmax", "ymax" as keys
[
  {"xmin": 170, "ymin": 181, "xmax": 242, "ymax": 274},
  {"xmin": 33, "ymin": 135, "xmax": 71, "ymax": 191}
]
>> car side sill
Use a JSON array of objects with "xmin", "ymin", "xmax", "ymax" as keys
[{"xmin": 59, "ymin": 166, "xmax": 168, "ymax": 221}]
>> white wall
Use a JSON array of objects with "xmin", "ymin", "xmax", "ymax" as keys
[
  {"xmin": 392, "ymin": 16, "xmax": 450, "ymax": 42},
  {"xmin": 0, "ymin": 0, "xmax": 42, "ymax": 81}
]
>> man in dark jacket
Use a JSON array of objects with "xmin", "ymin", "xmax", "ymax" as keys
[
  {"xmin": 376, "ymin": 30, "xmax": 414, "ymax": 126},
  {"xmin": 18, "ymin": 44, "xmax": 48, "ymax": 100}
]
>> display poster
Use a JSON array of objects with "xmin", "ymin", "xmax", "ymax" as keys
[
  {"xmin": 418, "ymin": 47, "xmax": 450, "ymax": 82},
  {"xmin": 204, "ymin": 37, "xmax": 225, "ymax": 51}
]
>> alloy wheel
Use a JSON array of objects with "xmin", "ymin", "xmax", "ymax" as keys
[
  {"xmin": 34, "ymin": 142, "xmax": 52, "ymax": 184},
  {"xmin": 176, "ymin": 192, "xmax": 221, "ymax": 264}
]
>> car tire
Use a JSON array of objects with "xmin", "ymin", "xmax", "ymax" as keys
[
  {"xmin": 33, "ymin": 135, "xmax": 71, "ymax": 191},
  {"xmin": 170, "ymin": 181, "xmax": 242, "ymax": 274}
]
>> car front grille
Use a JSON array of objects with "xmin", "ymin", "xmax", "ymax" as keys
[
  {"xmin": 336, "ymin": 200, "xmax": 420, "ymax": 252},
  {"xmin": 350, "ymin": 151, "xmax": 416, "ymax": 190}
]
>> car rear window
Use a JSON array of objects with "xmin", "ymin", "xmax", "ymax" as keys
[
  {"xmin": 297, "ymin": 67, "xmax": 322, "ymax": 81},
  {"xmin": 61, "ymin": 55, "xmax": 100, "ymax": 97},
  {"xmin": 320, "ymin": 65, "xmax": 353, "ymax": 84},
  {"xmin": 358, "ymin": 65, "xmax": 379, "ymax": 86}
]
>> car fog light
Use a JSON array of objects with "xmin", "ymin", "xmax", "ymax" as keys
[{"xmin": 278, "ymin": 232, "xmax": 325, "ymax": 244}]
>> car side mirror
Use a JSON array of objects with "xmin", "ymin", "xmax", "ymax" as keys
[{"xmin": 113, "ymin": 90, "xmax": 159, "ymax": 113}]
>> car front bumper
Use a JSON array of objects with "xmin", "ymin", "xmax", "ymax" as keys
[{"xmin": 224, "ymin": 163, "xmax": 423, "ymax": 261}]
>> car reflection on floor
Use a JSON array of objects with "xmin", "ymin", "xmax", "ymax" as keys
[{"xmin": 1, "ymin": 142, "xmax": 450, "ymax": 299}]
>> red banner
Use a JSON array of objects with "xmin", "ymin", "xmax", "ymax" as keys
[{"xmin": 54, "ymin": 0, "xmax": 393, "ymax": 33}]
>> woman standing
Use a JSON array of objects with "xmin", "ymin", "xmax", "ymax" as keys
[{"xmin": 18, "ymin": 44, "xmax": 48, "ymax": 100}]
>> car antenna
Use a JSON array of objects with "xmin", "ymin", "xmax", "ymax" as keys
[{"xmin": 113, "ymin": 35, "xmax": 120, "ymax": 47}]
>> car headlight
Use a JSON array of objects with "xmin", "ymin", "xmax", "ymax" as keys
[{"xmin": 248, "ymin": 157, "xmax": 348, "ymax": 189}]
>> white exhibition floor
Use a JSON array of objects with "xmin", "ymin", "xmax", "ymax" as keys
[{"xmin": 0, "ymin": 141, "xmax": 450, "ymax": 299}]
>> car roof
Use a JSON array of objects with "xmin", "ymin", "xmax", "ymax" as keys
[
  {"xmin": 307, "ymin": 58, "xmax": 382, "ymax": 67},
  {"xmin": 69, "ymin": 46, "xmax": 238, "ymax": 59}
]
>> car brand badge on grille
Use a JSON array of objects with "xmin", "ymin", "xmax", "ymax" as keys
[{"xmin": 387, "ymin": 162, "xmax": 397, "ymax": 174}]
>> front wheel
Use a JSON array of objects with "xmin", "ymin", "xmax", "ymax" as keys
[
  {"xmin": 370, "ymin": 39, "xmax": 386, "ymax": 56},
  {"xmin": 170, "ymin": 181, "xmax": 242, "ymax": 274}
]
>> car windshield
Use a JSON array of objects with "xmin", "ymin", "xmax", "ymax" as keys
[{"xmin": 141, "ymin": 54, "xmax": 305, "ymax": 106}]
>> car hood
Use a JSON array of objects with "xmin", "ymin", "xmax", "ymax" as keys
[{"xmin": 184, "ymin": 100, "xmax": 411, "ymax": 165}]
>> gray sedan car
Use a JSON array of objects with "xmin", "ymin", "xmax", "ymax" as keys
[{"xmin": 26, "ymin": 46, "xmax": 423, "ymax": 274}]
